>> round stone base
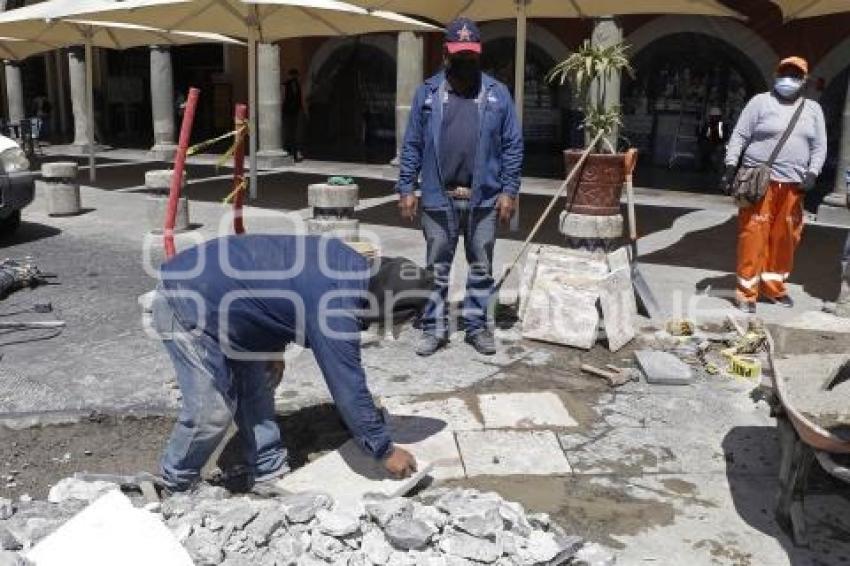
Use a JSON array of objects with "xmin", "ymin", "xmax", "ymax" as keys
[
  {"xmin": 147, "ymin": 195, "xmax": 190, "ymax": 234},
  {"xmin": 38, "ymin": 180, "xmax": 82, "ymax": 216},
  {"xmin": 308, "ymin": 183, "xmax": 359, "ymax": 209},
  {"xmin": 307, "ymin": 218, "xmax": 359, "ymax": 241},
  {"xmin": 559, "ymin": 212, "xmax": 624, "ymax": 239}
]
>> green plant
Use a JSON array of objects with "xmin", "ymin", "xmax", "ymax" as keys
[{"xmin": 546, "ymin": 40, "xmax": 634, "ymax": 153}]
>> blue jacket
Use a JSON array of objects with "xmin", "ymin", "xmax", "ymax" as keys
[
  {"xmin": 160, "ymin": 235, "xmax": 392, "ymax": 460},
  {"xmin": 397, "ymin": 72, "xmax": 524, "ymax": 210}
]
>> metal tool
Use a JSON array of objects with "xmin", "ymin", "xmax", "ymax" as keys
[{"xmin": 623, "ymin": 154, "xmax": 662, "ymax": 321}]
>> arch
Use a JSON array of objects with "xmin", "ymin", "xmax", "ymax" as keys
[
  {"xmin": 626, "ymin": 15, "xmax": 778, "ymax": 88},
  {"xmin": 478, "ymin": 20, "xmax": 569, "ymax": 64},
  {"xmin": 305, "ymin": 34, "xmax": 395, "ymax": 98},
  {"xmin": 813, "ymin": 36, "xmax": 850, "ymax": 86}
]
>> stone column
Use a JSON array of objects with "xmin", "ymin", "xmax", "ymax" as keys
[
  {"xmin": 55, "ymin": 50, "xmax": 70, "ymax": 139},
  {"xmin": 589, "ymin": 17, "xmax": 623, "ymax": 150},
  {"xmin": 68, "ymin": 47, "xmax": 89, "ymax": 148},
  {"xmin": 149, "ymin": 46, "xmax": 177, "ymax": 160},
  {"xmin": 256, "ymin": 42, "xmax": 290, "ymax": 168},
  {"xmin": 4, "ymin": 61, "xmax": 24, "ymax": 128},
  {"xmin": 817, "ymin": 74, "xmax": 850, "ymax": 225},
  {"xmin": 392, "ymin": 31, "xmax": 424, "ymax": 166}
]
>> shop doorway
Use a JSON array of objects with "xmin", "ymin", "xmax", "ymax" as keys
[
  {"xmin": 622, "ymin": 33, "xmax": 765, "ymax": 192},
  {"xmin": 306, "ymin": 41, "xmax": 396, "ymax": 163},
  {"xmin": 481, "ymin": 38, "xmax": 572, "ymax": 178}
]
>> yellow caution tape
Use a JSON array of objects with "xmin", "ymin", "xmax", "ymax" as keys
[
  {"xmin": 728, "ymin": 355, "xmax": 761, "ymax": 380},
  {"xmin": 186, "ymin": 124, "xmax": 248, "ymax": 157}
]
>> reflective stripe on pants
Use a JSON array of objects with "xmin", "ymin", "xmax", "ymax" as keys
[{"xmin": 736, "ymin": 181, "xmax": 804, "ymax": 303}]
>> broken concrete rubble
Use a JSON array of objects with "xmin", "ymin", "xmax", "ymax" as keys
[
  {"xmin": 46, "ymin": 477, "xmax": 120, "ymax": 505},
  {"xmin": 0, "ymin": 477, "xmax": 613, "ymax": 566}
]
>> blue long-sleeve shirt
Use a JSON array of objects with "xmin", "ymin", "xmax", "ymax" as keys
[
  {"xmin": 397, "ymin": 71, "xmax": 524, "ymax": 210},
  {"xmin": 159, "ymin": 235, "xmax": 392, "ymax": 460}
]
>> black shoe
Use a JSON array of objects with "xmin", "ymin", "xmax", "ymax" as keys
[
  {"xmin": 769, "ymin": 295, "xmax": 794, "ymax": 309},
  {"xmin": 465, "ymin": 330, "xmax": 497, "ymax": 356},
  {"xmin": 736, "ymin": 300, "xmax": 756, "ymax": 314},
  {"xmin": 416, "ymin": 333, "xmax": 449, "ymax": 357}
]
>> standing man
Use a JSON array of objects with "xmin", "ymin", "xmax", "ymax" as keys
[
  {"xmin": 721, "ymin": 56, "xmax": 826, "ymax": 313},
  {"xmin": 146, "ymin": 235, "xmax": 418, "ymax": 493},
  {"xmin": 283, "ymin": 69, "xmax": 305, "ymax": 162},
  {"xmin": 397, "ymin": 18, "xmax": 523, "ymax": 357}
]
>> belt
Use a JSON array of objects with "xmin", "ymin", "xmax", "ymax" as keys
[{"xmin": 446, "ymin": 186, "xmax": 472, "ymax": 199}]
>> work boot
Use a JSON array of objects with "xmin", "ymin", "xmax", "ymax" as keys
[
  {"xmin": 465, "ymin": 330, "xmax": 497, "ymax": 356},
  {"xmin": 768, "ymin": 295, "xmax": 794, "ymax": 309},
  {"xmin": 416, "ymin": 333, "xmax": 448, "ymax": 357}
]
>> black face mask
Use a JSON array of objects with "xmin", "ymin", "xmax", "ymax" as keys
[{"xmin": 447, "ymin": 57, "xmax": 481, "ymax": 90}]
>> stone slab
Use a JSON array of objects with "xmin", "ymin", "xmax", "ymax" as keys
[
  {"xmin": 386, "ymin": 416, "xmax": 465, "ymax": 481},
  {"xmin": 26, "ymin": 491, "xmax": 193, "ymax": 566},
  {"xmin": 635, "ymin": 350, "xmax": 694, "ymax": 385},
  {"xmin": 599, "ymin": 267, "xmax": 637, "ymax": 352},
  {"xmin": 276, "ymin": 440, "xmax": 433, "ymax": 512},
  {"xmin": 455, "ymin": 430, "xmax": 572, "ymax": 476},
  {"xmin": 381, "ymin": 397, "xmax": 482, "ymax": 431},
  {"xmin": 477, "ymin": 392, "xmax": 577, "ymax": 429},
  {"xmin": 520, "ymin": 248, "xmax": 608, "ymax": 349},
  {"xmin": 606, "ymin": 246, "xmax": 631, "ymax": 273}
]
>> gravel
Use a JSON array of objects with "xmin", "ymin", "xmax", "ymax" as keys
[{"xmin": 0, "ymin": 480, "xmax": 616, "ymax": 565}]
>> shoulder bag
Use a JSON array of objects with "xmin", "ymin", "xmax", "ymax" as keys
[{"xmin": 731, "ymin": 99, "xmax": 806, "ymax": 207}]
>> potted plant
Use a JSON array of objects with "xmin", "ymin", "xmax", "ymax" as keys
[{"xmin": 547, "ymin": 40, "xmax": 635, "ymax": 216}]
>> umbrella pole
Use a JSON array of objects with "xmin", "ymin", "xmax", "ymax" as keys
[
  {"xmin": 510, "ymin": 1, "xmax": 528, "ymax": 233},
  {"xmin": 248, "ymin": 32, "xmax": 258, "ymax": 200},
  {"xmin": 85, "ymin": 39, "xmax": 96, "ymax": 183}
]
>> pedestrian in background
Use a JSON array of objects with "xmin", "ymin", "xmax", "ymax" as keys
[
  {"xmin": 721, "ymin": 56, "xmax": 827, "ymax": 313},
  {"xmin": 283, "ymin": 68, "xmax": 304, "ymax": 162},
  {"xmin": 396, "ymin": 17, "xmax": 523, "ymax": 357}
]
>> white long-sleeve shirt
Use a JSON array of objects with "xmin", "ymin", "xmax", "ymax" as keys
[{"xmin": 725, "ymin": 92, "xmax": 827, "ymax": 184}]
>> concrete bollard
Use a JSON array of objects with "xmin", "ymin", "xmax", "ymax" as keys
[
  {"xmin": 307, "ymin": 182, "xmax": 360, "ymax": 241},
  {"xmin": 145, "ymin": 169, "xmax": 190, "ymax": 234},
  {"xmin": 38, "ymin": 162, "xmax": 81, "ymax": 216},
  {"xmin": 559, "ymin": 212, "xmax": 624, "ymax": 240}
]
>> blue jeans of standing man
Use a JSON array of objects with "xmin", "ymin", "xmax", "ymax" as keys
[
  {"xmin": 421, "ymin": 199, "xmax": 498, "ymax": 338},
  {"xmin": 152, "ymin": 295, "xmax": 287, "ymax": 491}
]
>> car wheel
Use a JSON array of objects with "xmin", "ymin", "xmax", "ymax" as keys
[{"xmin": 0, "ymin": 210, "xmax": 21, "ymax": 237}]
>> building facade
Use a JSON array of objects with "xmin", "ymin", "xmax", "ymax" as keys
[{"xmin": 2, "ymin": 0, "xmax": 849, "ymax": 197}]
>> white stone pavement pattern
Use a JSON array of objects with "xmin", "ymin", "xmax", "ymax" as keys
[{"xmin": 1, "ymin": 150, "xmax": 849, "ymax": 564}]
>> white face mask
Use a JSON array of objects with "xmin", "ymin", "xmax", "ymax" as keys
[{"xmin": 774, "ymin": 76, "xmax": 804, "ymax": 99}]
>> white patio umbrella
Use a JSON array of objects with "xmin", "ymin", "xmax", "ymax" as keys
[
  {"xmin": 76, "ymin": 0, "xmax": 437, "ymax": 198},
  {"xmin": 0, "ymin": 0, "xmax": 242, "ymax": 182},
  {"xmin": 0, "ymin": 37, "xmax": 58, "ymax": 61},
  {"xmin": 769, "ymin": 0, "xmax": 850, "ymax": 20},
  {"xmin": 349, "ymin": 0, "xmax": 746, "ymax": 127}
]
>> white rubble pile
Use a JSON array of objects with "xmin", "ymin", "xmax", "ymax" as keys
[{"xmin": 0, "ymin": 484, "xmax": 617, "ymax": 566}]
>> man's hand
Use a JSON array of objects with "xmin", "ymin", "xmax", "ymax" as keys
[
  {"xmin": 496, "ymin": 194, "xmax": 517, "ymax": 225},
  {"xmin": 719, "ymin": 165, "xmax": 737, "ymax": 196},
  {"xmin": 801, "ymin": 172, "xmax": 817, "ymax": 192},
  {"xmin": 383, "ymin": 446, "xmax": 417, "ymax": 479},
  {"xmin": 398, "ymin": 194, "xmax": 418, "ymax": 223}
]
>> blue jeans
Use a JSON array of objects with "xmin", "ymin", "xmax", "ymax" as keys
[
  {"xmin": 153, "ymin": 295, "xmax": 287, "ymax": 491},
  {"xmin": 421, "ymin": 199, "xmax": 497, "ymax": 337}
]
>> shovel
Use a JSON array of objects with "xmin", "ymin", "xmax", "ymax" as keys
[{"xmin": 624, "ymin": 150, "xmax": 663, "ymax": 321}]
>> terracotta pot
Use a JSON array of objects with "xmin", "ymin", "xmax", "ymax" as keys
[{"xmin": 563, "ymin": 151, "xmax": 629, "ymax": 216}]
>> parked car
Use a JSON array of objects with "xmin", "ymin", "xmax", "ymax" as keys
[{"xmin": 0, "ymin": 134, "xmax": 34, "ymax": 237}]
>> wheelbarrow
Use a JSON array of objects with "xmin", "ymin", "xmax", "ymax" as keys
[{"xmin": 765, "ymin": 331, "xmax": 850, "ymax": 547}]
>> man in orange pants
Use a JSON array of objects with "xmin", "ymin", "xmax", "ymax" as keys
[{"xmin": 721, "ymin": 57, "xmax": 827, "ymax": 313}]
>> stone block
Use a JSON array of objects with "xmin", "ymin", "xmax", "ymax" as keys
[
  {"xmin": 455, "ymin": 430, "xmax": 572, "ymax": 476},
  {"xmin": 385, "ymin": 415, "xmax": 466, "ymax": 481},
  {"xmin": 308, "ymin": 183, "xmax": 359, "ymax": 209},
  {"xmin": 634, "ymin": 350, "xmax": 694, "ymax": 385},
  {"xmin": 383, "ymin": 517, "xmax": 435, "ymax": 550},
  {"xmin": 40, "ymin": 162, "xmax": 77, "ymax": 179},
  {"xmin": 559, "ymin": 212, "xmax": 624, "ymax": 239},
  {"xmin": 26, "ymin": 491, "xmax": 193, "ymax": 566},
  {"xmin": 144, "ymin": 169, "xmax": 186, "ymax": 192},
  {"xmin": 146, "ymin": 195, "xmax": 190, "ymax": 234},
  {"xmin": 37, "ymin": 180, "xmax": 81, "ymax": 217},
  {"xmin": 477, "ymin": 392, "xmax": 577, "ymax": 429},
  {"xmin": 599, "ymin": 267, "xmax": 637, "ymax": 352},
  {"xmin": 256, "ymin": 149, "xmax": 293, "ymax": 169},
  {"xmin": 307, "ymin": 218, "xmax": 359, "ymax": 241},
  {"xmin": 275, "ymin": 440, "xmax": 433, "ymax": 513}
]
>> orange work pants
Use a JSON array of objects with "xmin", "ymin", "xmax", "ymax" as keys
[{"xmin": 736, "ymin": 181, "xmax": 804, "ymax": 303}]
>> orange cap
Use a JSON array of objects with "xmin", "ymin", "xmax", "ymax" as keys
[{"xmin": 777, "ymin": 56, "xmax": 809, "ymax": 75}]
